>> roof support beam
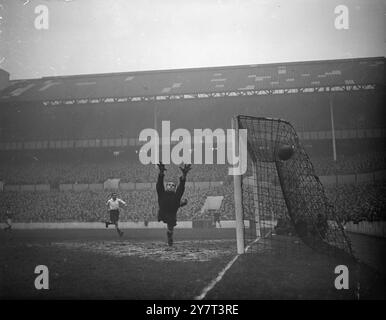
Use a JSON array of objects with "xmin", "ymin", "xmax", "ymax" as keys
[{"xmin": 40, "ymin": 84, "xmax": 378, "ymax": 106}]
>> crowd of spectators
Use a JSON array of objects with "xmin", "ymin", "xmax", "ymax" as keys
[
  {"xmin": 326, "ymin": 182, "xmax": 386, "ymax": 223},
  {"xmin": 0, "ymin": 152, "xmax": 385, "ymax": 185},
  {"xmin": 1, "ymin": 181, "xmax": 384, "ymax": 223},
  {"xmin": 0, "ymin": 190, "xmax": 157, "ymax": 223},
  {"xmin": 0, "ymin": 183, "xmax": 235, "ymax": 223},
  {"xmin": 0, "ymin": 161, "xmax": 229, "ymax": 185},
  {"xmin": 311, "ymin": 152, "xmax": 386, "ymax": 176}
]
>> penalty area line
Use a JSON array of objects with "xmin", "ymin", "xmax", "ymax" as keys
[{"xmin": 194, "ymin": 236, "xmax": 261, "ymax": 300}]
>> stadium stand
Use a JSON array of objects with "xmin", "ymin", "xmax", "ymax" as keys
[
  {"xmin": 311, "ymin": 152, "xmax": 386, "ymax": 176},
  {"xmin": 0, "ymin": 153, "xmax": 385, "ymax": 185},
  {"xmin": 0, "ymin": 160, "xmax": 228, "ymax": 184},
  {"xmin": 0, "ymin": 58, "xmax": 384, "ymax": 226},
  {"xmin": 327, "ymin": 182, "xmax": 386, "ymax": 223},
  {"xmin": 0, "ymin": 92, "xmax": 384, "ymax": 142},
  {"xmin": 1, "ymin": 58, "xmax": 383, "ymax": 104},
  {"xmin": 0, "ymin": 182, "xmax": 384, "ymax": 223},
  {"xmin": 0, "ymin": 58, "xmax": 384, "ymax": 143}
]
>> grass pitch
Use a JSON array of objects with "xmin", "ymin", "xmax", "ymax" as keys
[{"xmin": 0, "ymin": 228, "xmax": 385, "ymax": 299}]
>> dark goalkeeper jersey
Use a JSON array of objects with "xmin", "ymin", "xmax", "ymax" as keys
[{"xmin": 156, "ymin": 173, "xmax": 186, "ymax": 227}]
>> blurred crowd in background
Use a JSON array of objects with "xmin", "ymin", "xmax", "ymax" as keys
[
  {"xmin": 0, "ymin": 152, "xmax": 385, "ymax": 185},
  {"xmin": 0, "ymin": 182, "xmax": 384, "ymax": 224}
]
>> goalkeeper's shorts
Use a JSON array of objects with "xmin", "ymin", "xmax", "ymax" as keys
[{"xmin": 158, "ymin": 212, "xmax": 177, "ymax": 229}]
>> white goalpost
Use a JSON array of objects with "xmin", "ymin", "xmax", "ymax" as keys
[
  {"xmin": 232, "ymin": 117, "xmax": 245, "ymax": 254},
  {"xmin": 233, "ymin": 116, "xmax": 262, "ymax": 254}
]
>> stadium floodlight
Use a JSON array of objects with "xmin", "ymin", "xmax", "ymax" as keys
[{"xmin": 233, "ymin": 115, "xmax": 354, "ymax": 257}]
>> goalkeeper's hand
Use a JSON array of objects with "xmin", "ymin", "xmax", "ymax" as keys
[
  {"xmin": 157, "ymin": 162, "xmax": 166, "ymax": 173},
  {"xmin": 179, "ymin": 163, "xmax": 192, "ymax": 177}
]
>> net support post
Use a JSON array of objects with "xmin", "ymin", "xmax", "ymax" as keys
[
  {"xmin": 251, "ymin": 162, "xmax": 261, "ymax": 238},
  {"xmin": 232, "ymin": 116, "xmax": 245, "ymax": 254}
]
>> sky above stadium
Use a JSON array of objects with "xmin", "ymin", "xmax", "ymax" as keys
[{"xmin": 0, "ymin": 0, "xmax": 384, "ymax": 79}]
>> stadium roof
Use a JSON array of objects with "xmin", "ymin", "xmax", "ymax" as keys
[{"xmin": 0, "ymin": 57, "xmax": 384, "ymax": 106}]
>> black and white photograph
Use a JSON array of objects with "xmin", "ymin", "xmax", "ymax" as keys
[{"xmin": 0, "ymin": 0, "xmax": 385, "ymax": 307}]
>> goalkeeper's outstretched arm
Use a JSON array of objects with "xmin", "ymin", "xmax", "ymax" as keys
[
  {"xmin": 176, "ymin": 164, "xmax": 192, "ymax": 201},
  {"xmin": 156, "ymin": 162, "xmax": 166, "ymax": 196}
]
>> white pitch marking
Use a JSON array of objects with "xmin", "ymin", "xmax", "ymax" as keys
[
  {"xmin": 194, "ymin": 236, "xmax": 261, "ymax": 300},
  {"xmin": 194, "ymin": 253, "xmax": 239, "ymax": 300}
]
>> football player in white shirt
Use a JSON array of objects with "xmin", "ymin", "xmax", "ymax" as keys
[{"xmin": 105, "ymin": 193, "xmax": 127, "ymax": 237}]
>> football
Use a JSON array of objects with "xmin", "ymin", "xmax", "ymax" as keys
[{"xmin": 278, "ymin": 144, "xmax": 294, "ymax": 161}]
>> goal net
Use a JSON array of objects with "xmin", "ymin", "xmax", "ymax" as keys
[{"xmin": 233, "ymin": 115, "xmax": 353, "ymax": 257}]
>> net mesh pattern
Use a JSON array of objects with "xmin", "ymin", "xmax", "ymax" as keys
[{"xmin": 237, "ymin": 115, "xmax": 353, "ymax": 257}]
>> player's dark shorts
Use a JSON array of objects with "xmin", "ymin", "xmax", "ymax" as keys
[
  {"xmin": 158, "ymin": 211, "xmax": 177, "ymax": 229},
  {"xmin": 109, "ymin": 210, "xmax": 120, "ymax": 223}
]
